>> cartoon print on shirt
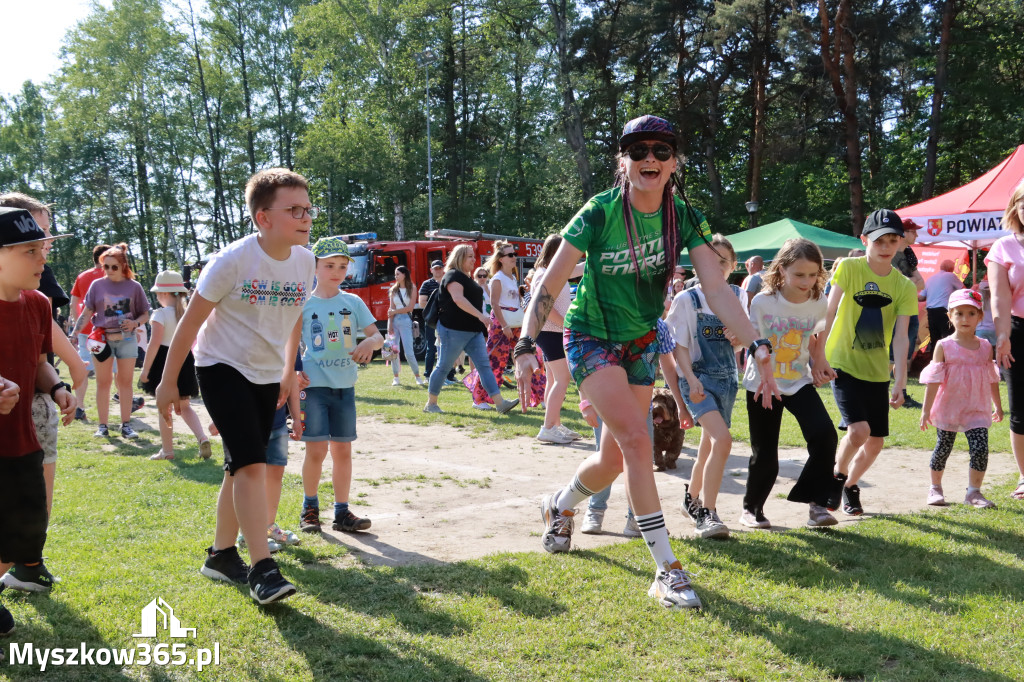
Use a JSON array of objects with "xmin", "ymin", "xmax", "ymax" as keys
[
  {"xmin": 772, "ymin": 328, "xmax": 804, "ymax": 380},
  {"xmin": 851, "ymin": 281, "xmax": 893, "ymax": 351},
  {"xmin": 308, "ymin": 307, "xmax": 357, "ymax": 363}
]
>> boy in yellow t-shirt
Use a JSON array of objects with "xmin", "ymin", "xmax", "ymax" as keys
[{"xmin": 818, "ymin": 209, "xmax": 918, "ymax": 515}]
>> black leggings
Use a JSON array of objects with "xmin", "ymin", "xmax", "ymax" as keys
[
  {"xmin": 744, "ymin": 383, "xmax": 838, "ymax": 512},
  {"xmin": 1007, "ymin": 316, "xmax": 1024, "ymax": 435},
  {"xmin": 930, "ymin": 428, "xmax": 989, "ymax": 472}
]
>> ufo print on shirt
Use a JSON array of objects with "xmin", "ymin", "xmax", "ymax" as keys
[{"xmin": 851, "ymin": 281, "xmax": 892, "ymax": 351}]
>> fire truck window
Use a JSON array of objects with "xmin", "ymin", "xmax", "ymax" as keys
[{"xmin": 372, "ymin": 253, "xmax": 408, "ymax": 283}]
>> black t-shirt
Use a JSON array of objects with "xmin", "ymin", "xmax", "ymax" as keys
[
  {"xmin": 419, "ymin": 277, "xmax": 440, "ymax": 300},
  {"xmin": 440, "ymin": 270, "xmax": 486, "ymax": 333},
  {"xmin": 38, "ymin": 265, "xmax": 69, "ymax": 319}
]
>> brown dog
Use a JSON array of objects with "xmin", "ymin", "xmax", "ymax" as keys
[{"xmin": 651, "ymin": 388, "xmax": 685, "ymax": 470}]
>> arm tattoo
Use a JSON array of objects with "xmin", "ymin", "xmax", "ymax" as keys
[
  {"xmin": 71, "ymin": 313, "xmax": 86, "ymax": 336},
  {"xmin": 532, "ymin": 285, "xmax": 556, "ymax": 332}
]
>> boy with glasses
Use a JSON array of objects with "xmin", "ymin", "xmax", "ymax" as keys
[{"xmin": 156, "ymin": 168, "xmax": 316, "ymax": 605}]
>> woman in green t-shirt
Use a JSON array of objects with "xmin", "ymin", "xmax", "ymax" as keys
[{"xmin": 514, "ymin": 114, "xmax": 778, "ymax": 611}]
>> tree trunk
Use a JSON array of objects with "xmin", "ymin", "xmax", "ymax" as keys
[
  {"xmin": 921, "ymin": 0, "xmax": 957, "ymax": 199},
  {"xmin": 233, "ymin": 0, "xmax": 257, "ymax": 175},
  {"xmin": 546, "ymin": 0, "xmax": 593, "ymax": 199},
  {"xmin": 818, "ymin": 0, "xmax": 865, "ymax": 235},
  {"xmin": 393, "ymin": 200, "xmax": 404, "ymax": 241}
]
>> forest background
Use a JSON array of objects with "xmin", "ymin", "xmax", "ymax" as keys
[{"xmin": 1, "ymin": 0, "xmax": 1021, "ymax": 287}]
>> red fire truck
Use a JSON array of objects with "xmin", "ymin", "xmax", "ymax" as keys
[{"xmin": 335, "ymin": 230, "xmax": 544, "ymax": 358}]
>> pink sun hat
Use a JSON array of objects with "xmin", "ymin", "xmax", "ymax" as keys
[{"xmin": 948, "ymin": 288, "xmax": 983, "ymax": 311}]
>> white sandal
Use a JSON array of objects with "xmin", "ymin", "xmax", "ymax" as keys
[{"xmin": 149, "ymin": 450, "xmax": 174, "ymax": 461}]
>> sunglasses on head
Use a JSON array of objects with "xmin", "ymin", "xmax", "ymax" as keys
[
  {"xmin": 103, "ymin": 264, "xmax": 119, "ymax": 272},
  {"xmin": 626, "ymin": 143, "xmax": 674, "ymax": 162}
]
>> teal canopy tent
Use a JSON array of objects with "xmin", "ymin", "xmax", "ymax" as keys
[{"xmin": 678, "ymin": 218, "xmax": 863, "ymax": 268}]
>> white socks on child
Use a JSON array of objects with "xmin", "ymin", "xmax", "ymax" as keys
[
  {"xmin": 635, "ymin": 511, "xmax": 677, "ymax": 568},
  {"xmin": 555, "ymin": 475, "xmax": 595, "ymax": 513}
]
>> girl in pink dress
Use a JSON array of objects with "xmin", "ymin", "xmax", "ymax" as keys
[{"xmin": 919, "ymin": 288, "xmax": 1004, "ymax": 508}]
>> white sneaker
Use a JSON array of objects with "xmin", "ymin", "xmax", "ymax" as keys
[
  {"xmin": 473, "ymin": 402, "xmax": 494, "ymax": 410},
  {"xmin": 268, "ymin": 523, "xmax": 301, "ymax": 546},
  {"xmin": 415, "ymin": 376, "xmax": 427, "ymax": 386},
  {"xmin": 622, "ymin": 514, "xmax": 642, "ymax": 538},
  {"xmin": 237, "ymin": 533, "xmax": 282, "ymax": 553},
  {"xmin": 556, "ymin": 425, "xmax": 584, "ymax": 441},
  {"xmin": 649, "ymin": 562, "xmax": 702, "ymax": 609},
  {"xmin": 537, "ymin": 426, "xmax": 574, "ymax": 444},
  {"xmin": 580, "ymin": 508, "xmax": 604, "ymax": 534},
  {"xmin": 540, "ymin": 492, "xmax": 574, "ymax": 553},
  {"xmin": 392, "ymin": 377, "xmax": 400, "ymax": 386}
]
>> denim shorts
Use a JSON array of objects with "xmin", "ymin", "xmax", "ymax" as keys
[
  {"xmin": 564, "ymin": 327, "xmax": 659, "ymax": 387},
  {"xmin": 679, "ymin": 372, "xmax": 738, "ymax": 427},
  {"xmin": 300, "ymin": 386, "xmax": 357, "ymax": 443},
  {"xmin": 265, "ymin": 424, "xmax": 290, "ymax": 467},
  {"xmin": 106, "ymin": 334, "xmax": 138, "ymax": 360}
]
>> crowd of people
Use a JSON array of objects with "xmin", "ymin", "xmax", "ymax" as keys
[{"xmin": 1, "ymin": 115, "xmax": 1023, "ymax": 633}]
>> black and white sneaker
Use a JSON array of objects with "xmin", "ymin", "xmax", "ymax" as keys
[
  {"xmin": 120, "ymin": 422, "xmax": 139, "ymax": 439},
  {"xmin": 695, "ymin": 507, "xmax": 730, "ymax": 539},
  {"xmin": 682, "ymin": 484, "xmax": 702, "ymax": 523},
  {"xmin": 94, "ymin": 424, "xmax": 109, "ymax": 438},
  {"xmin": 200, "ymin": 546, "xmax": 249, "ymax": 584},
  {"xmin": 842, "ymin": 485, "xmax": 864, "ymax": 516},
  {"xmin": 1, "ymin": 562, "xmax": 60, "ymax": 592},
  {"xmin": 74, "ymin": 407, "xmax": 87, "ymax": 422},
  {"xmin": 825, "ymin": 472, "xmax": 848, "ymax": 511},
  {"xmin": 248, "ymin": 558, "xmax": 296, "ymax": 605}
]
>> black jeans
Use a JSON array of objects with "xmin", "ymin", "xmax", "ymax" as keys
[
  {"xmin": 423, "ymin": 323, "xmax": 437, "ymax": 377},
  {"xmin": 744, "ymin": 384, "xmax": 838, "ymax": 512}
]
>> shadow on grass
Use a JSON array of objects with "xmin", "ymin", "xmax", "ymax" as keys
[
  {"xmin": 702, "ymin": 587, "xmax": 1015, "ymax": 681},
  {"xmin": 695, "ymin": 514, "xmax": 1024, "ymax": 613},
  {"xmin": 3, "ymin": 595, "xmax": 135, "ymax": 682},
  {"xmin": 267, "ymin": 607, "xmax": 488, "ymax": 682},
  {"xmin": 280, "ymin": 552, "xmax": 564, "ymax": 638}
]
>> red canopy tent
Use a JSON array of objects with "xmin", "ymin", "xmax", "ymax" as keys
[{"xmin": 897, "ymin": 144, "xmax": 1024, "ymax": 249}]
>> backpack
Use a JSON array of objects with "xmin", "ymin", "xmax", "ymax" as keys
[{"xmin": 423, "ymin": 286, "xmax": 441, "ymax": 328}]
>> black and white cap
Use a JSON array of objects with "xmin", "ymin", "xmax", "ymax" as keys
[{"xmin": 0, "ymin": 207, "xmax": 72, "ymax": 248}]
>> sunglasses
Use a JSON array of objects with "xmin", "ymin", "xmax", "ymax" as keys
[
  {"xmin": 263, "ymin": 206, "xmax": 320, "ymax": 219},
  {"xmin": 103, "ymin": 264, "xmax": 120, "ymax": 272},
  {"xmin": 475, "ymin": 274, "xmax": 488, "ymax": 279},
  {"xmin": 626, "ymin": 143, "xmax": 674, "ymax": 162},
  {"xmin": 500, "ymin": 252, "xmax": 516, "ymax": 259}
]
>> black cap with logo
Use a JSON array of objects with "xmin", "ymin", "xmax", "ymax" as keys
[
  {"xmin": 861, "ymin": 209, "xmax": 905, "ymax": 242},
  {"xmin": 0, "ymin": 207, "xmax": 72, "ymax": 247}
]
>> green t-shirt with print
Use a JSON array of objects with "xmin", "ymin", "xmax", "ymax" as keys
[
  {"xmin": 561, "ymin": 187, "xmax": 712, "ymax": 342},
  {"xmin": 824, "ymin": 256, "xmax": 918, "ymax": 382}
]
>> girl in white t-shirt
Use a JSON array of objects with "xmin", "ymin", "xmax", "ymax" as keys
[
  {"xmin": 741, "ymin": 238, "xmax": 838, "ymax": 528},
  {"xmin": 139, "ymin": 271, "xmax": 210, "ymax": 460},
  {"xmin": 387, "ymin": 265, "xmax": 424, "ymax": 386}
]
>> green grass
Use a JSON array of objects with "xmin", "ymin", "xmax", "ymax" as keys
[{"xmin": 2, "ymin": 362, "xmax": 1019, "ymax": 681}]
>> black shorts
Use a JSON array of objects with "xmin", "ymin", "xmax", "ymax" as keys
[
  {"xmin": 197, "ymin": 364, "xmax": 279, "ymax": 474},
  {"xmin": 831, "ymin": 369, "xmax": 890, "ymax": 438},
  {"xmin": 0, "ymin": 451, "xmax": 48, "ymax": 564},
  {"xmin": 536, "ymin": 330, "xmax": 566, "ymax": 362},
  {"xmin": 1007, "ymin": 317, "xmax": 1024, "ymax": 435}
]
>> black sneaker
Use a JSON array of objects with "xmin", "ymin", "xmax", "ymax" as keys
[
  {"xmin": 332, "ymin": 510, "xmax": 371, "ymax": 532},
  {"xmin": 74, "ymin": 407, "xmax": 86, "ymax": 421},
  {"xmin": 683, "ymin": 484, "xmax": 701, "ymax": 523},
  {"xmin": 1, "ymin": 562, "xmax": 60, "ymax": 593},
  {"xmin": 200, "ymin": 546, "xmax": 249, "ymax": 584},
  {"xmin": 93, "ymin": 424, "xmax": 109, "ymax": 438},
  {"xmin": 120, "ymin": 422, "xmax": 139, "ymax": 439},
  {"xmin": 131, "ymin": 397, "xmax": 144, "ymax": 412},
  {"xmin": 842, "ymin": 485, "xmax": 864, "ymax": 516},
  {"xmin": 112, "ymin": 393, "xmax": 120, "ymax": 403},
  {"xmin": 299, "ymin": 507, "xmax": 321, "ymax": 533},
  {"xmin": 825, "ymin": 472, "xmax": 848, "ymax": 511},
  {"xmin": 0, "ymin": 604, "xmax": 13, "ymax": 636},
  {"xmin": 901, "ymin": 392, "xmax": 922, "ymax": 409},
  {"xmin": 248, "ymin": 558, "xmax": 296, "ymax": 605}
]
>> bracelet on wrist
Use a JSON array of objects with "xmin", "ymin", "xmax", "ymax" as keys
[{"xmin": 513, "ymin": 336, "xmax": 536, "ymax": 360}]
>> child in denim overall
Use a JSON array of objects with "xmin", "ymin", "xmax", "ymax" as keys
[{"xmin": 667, "ymin": 234, "xmax": 744, "ymax": 539}]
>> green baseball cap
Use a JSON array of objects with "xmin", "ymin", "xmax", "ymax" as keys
[{"xmin": 311, "ymin": 236, "xmax": 352, "ymax": 260}]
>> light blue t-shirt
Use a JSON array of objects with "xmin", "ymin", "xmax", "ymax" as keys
[{"xmin": 301, "ymin": 291, "xmax": 377, "ymax": 389}]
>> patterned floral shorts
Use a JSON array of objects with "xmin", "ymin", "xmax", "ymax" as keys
[
  {"xmin": 564, "ymin": 327, "xmax": 659, "ymax": 387},
  {"xmin": 32, "ymin": 392, "xmax": 59, "ymax": 464}
]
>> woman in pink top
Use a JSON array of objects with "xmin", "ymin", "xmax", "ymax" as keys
[
  {"xmin": 985, "ymin": 180, "xmax": 1024, "ymax": 499},
  {"xmin": 919, "ymin": 289, "xmax": 1003, "ymax": 507}
]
